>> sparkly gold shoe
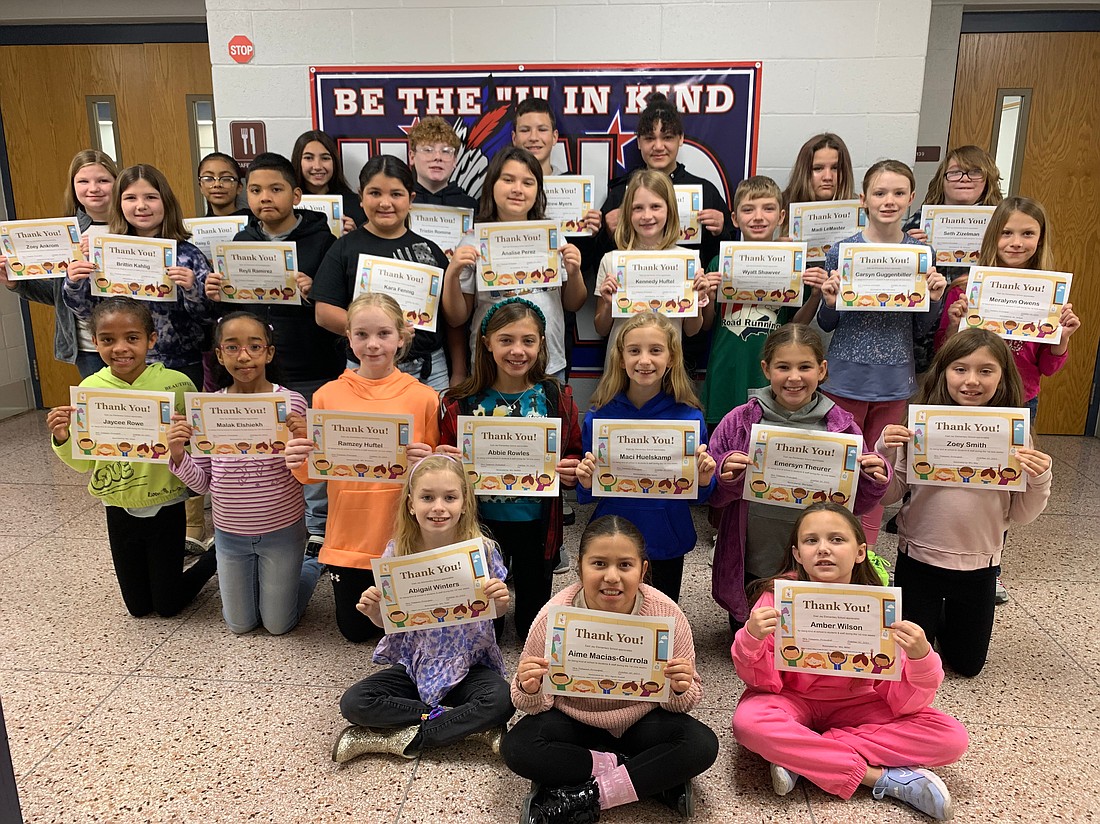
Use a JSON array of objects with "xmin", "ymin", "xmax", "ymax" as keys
[
  {"xmin": 331, "ymin": 724, "xmax": 420, "ymax": 763},
  {"xmin": 466, "ymin": 726, "xmax": 504, "ymax": 755}
]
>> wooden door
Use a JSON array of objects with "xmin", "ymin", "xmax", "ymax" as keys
[
  {"xmin": 0, "ymin": 42, "xmax": 212, "ymax": 408},
  {"xmin": 949, "ymin": 31, "xmax": 1100, "ymax": 434}
]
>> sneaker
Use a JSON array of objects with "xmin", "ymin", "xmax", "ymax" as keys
[
  {"xmin": 707, "ymin": 534, "xmax": 716, "ymax": 567},
  {"xmin": 305, "ymin": 534, "xmax": 324, "ymax": 559},
  {"xmin": 769, "ymin": 763, "xmax": 800, "ymax": 796},
  {"xmin": 184, "ymin": 536, "xmax": 211, "ymax": 556},
  {"xmin": 563, "ymin": 502, "xmax": 576, "ymax": 526},
  {"xmin": 994, "ymin": 576, "xmax": 1009, "ymax": 605},
  {"xmin": 867, "ymin": 550, "xmax": 892, "ymax": 586},
  {"xmin": 871, "ymin": 767, "xmax": 953, "ymax": 820},
  {"xmin": 554, "ymin": 548, "xmax": 570, "ymax": 575},
  {"xmin": 652, "ymin": 779, "xmax": 694, "ymax": 817}
]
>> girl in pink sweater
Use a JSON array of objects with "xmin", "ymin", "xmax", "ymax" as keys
[
  {"xmin": 502, "ymin": 515, "xmax": 718, "ymax": 823},
  {"xmin": 733, "ymin": 503, "xmax": 968, "ymax": 821}
]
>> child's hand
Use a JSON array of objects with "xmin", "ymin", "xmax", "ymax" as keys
[
  {"xmin": 166, "ymin": 266, "xmax": 196, "ymax": 290},
  {"xmin": 698, "ymin": 208, "xmax": 725, "ymax": 236},
  {"xmin": 1015, "ymin": 447, "xmax": 1052, "ymax": 477},
  {"xmin": 746, "ymin": 606, "xmax": 779, "ymax": 640},
  {"xmin": 927, "ymin": 267, "xmax": 947, "ymax": 301},
  {"xmin": 1060, "ymin": 303, "xmax": 1080, "ymax": 341},
  {"xmin": 692, "ymin": 272, "xmax": 710, "ymax": 308},
  {"xmin": 881, "ymin": 425, "xmax": 913, "ymax": 450},
  {"xmin": 803, "ymin": 266, "xmax": 828, "ymax": 293},
  {"xmin": 576, "ymin": 451, "xmax": 596, "ymax": 489},
  {"xmin": 560, "ymin": 243, "xmax": 582, "ymax": 279},
  {"xmin": 0, "ymin": 256, "xmax": 9, "ymax": 284},
  {"xmin": 446, "ymin": 245, "xmax": 479, "ymax": 277},
  {"xmin": 890, "ymin": 620, "xmax": 931, "ymax": 660},
  {"xmin": 858, "ymin": 452, "xmax": 889, "ymax": 483},
  {"xmin": 696, "ymin": 444, "xmax": 716, "ymax": 486},
  {"xmin": 205, "ymin": 270, "xmax": 224, "ymax": 301},
  {"xmin": 947, "ymin": 295, "xmax": 968, "ymax": 326},
  {"xmin": 295, "ymin": 272, "xmax": 313, "ymax": 299},
  {"xmin": 355, "ymin": 585, "xmax": 383, "ymax": 625},
  {"xmin": 166, "ymin": 414, "xmax": 192, "ymax": 463},
  {"xmin": 702, "ymin": 271, "xmax": 722, "ymax": 301},
  {"xmin": 516, "ymin": 655, "xmax": 549, "ymax": 695},
  {"xmin": 341, "ymin": 215, "xmax": 358, "ymax": 235},
  {"xmin": 285, "ymin": 412, "xmax": 307, "ymax": 440},
  {"xmin": 283, "ymin": 437, "xmax": 316, "ymax": 469},
  {"xmin": 821, "ymin": 271, "xmax": 840, "ymax": 307},
  {"xmin": 435, "ymin": 443, "xmax": 462, "ymax": 458},
  {"xmin": 556, "ymin": 457, "xmax": 579, "ymax": 488},
  {"xmin": 406, "ymin": 442, "xmax": 435, "ymax": 463},
  {"xmin": 66, "ymin": 259, "xmax": 96, "ymax": 283},
  {"xmin": 605, "ymin": 208, "xmax": 622, "ymax": 235},
  {"xmin": 664, "ymin": 657, "xmax": 696, "ymax": 695},
  {"xmin": 598, "ymin": 273, "xmax": 619, "ymax": 305},
  {"xmin": 47, "ymin": 405, "xmax": 75, "ymax": 444},
  {"xmin": 582, "ymin": 209, "xmax": 602, "ymax": 234},
  {"xmin": 906, "ymin": 227, "xmax": 929, "ymax": 244},
  {"xmin": 720, "ymin": 450, "xmax": 751, "ymax": 482},
  {"xmin": 483, "ymin": 577, "xmax": 510, "ymax": 611},
  {"xmin": 79, "ymin": 235, "xmax": 90, "ymax": 258}
]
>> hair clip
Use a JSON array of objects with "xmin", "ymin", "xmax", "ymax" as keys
[{"xmin": 480, "ymin": 297, "xmax": 546, "ymax": 336}]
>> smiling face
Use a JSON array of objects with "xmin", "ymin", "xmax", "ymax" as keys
[
  {"xmin": 120, "ymin": 178, "xmax": 165, "ymax": 237},
  {"xmin": 512, "ymin": 112, "xmax": 558, "ymax": 168},
  {"xmin": 73, "ymin": 162, "xmax": 115, "ymax": 221},
  {"xmin": 946, "ymin": 346, "xmax": 1003, "ymax": 406},
  {"xmin": 861, "ymin": 170, "xmax": 913, "ymax": 231},
  {"xmin": 484, "ymin": 316, "xmax": 542, "ymax": 385},
  {"xmin": 246, "ymin": 169, "xmax": 300, "ymax": 234},
  {"xmin": 629, "ymin": 186, "xmax": 669, "ymax": 248},
  {"xmin": 408, "ymin": 469, "xmax": 464, "ymax": 545},
  {"xmin": 997, "ymin": 210, "xmax": 1042, "ymax": 269},
  {"xmin": 621, "ymin": 324, "xmax": 670, "ymax": 394},
  {"xmin": 735, "ymin": 195, "xmax": 784, "ymax": 241},
  {"xmin": 762, "ymin": 342, "xmax": 827, "ymax": 412},
  {"xmin": 810, "ymin": 147, "xmax": 841, "ymax": 200},
  {"xmin": 215, "ymin": 317, "xmax": 274, "ymax": 391},
  {"xmin": 299, "ymin": 140, "xmax": 335, "ymax": 194},
  {"xmin": 791, "ymin": 510, "xmax": 867, "ymax": 586},
  {"xmin": 92, "ymin": 311, "xmax": 156, "ymax": 384},
  {"xmin": 198, "ymin": 157, "xmax": 242, "ymax": 211},
  {"xmin": 579, "ymin": 533, "xmax": 648, "ymax": 614},
  {"xmin": 348, "ymin": 305, "xmax": 402, "ymax": 379},
  {"xmin": 638, "ymin": 121, "xmax": 683, "ymax": 175},
  {"xmin": 492, "ymin": 160, "xmax": 538, "ymax": 222},
  {"xmin": 361, "ymin": 172, "xmax": 412, "ymax": 238}
]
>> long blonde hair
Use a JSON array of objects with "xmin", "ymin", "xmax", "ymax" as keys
[
  {"xmin": 614, "ymin": 170, "xmax": 681, "ymax": 251},
  {"xmin": 978, "ymin": 196, "xmax": 1053, "ymax": 271},
  {"xmin": 922, "ymin": 145, "xmax": 1003, "ymax": 207},
  {"xmin": 393, "ymin": 455, "xmax": 482, "ymax": 556},
  {"xmin": 346, "ymin": 292, "xmax": 413, "ymax": 364},
  {"xmin": 591, "ymin": 312, "xmax": 700, "ymax": 409}
]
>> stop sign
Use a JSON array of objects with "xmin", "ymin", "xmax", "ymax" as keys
[{"xmin": 228, "ymin": 35, "xmax": 254, "ymax": 64}]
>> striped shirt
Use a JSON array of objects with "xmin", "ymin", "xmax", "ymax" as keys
[{"xmin": 170, "ymin": 385, "xmax": 306, "ymax": 536}]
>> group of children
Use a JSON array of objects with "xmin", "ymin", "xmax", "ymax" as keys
[{"xmin": 0, "ymin": 94, "xmax": 1077, "ymax": 822}]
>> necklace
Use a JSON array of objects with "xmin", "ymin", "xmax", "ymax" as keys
[{"xmin": 491, "ymin": 385, "xmax": 535, "ymax": 415}]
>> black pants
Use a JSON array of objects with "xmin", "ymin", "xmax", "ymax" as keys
[
  {"xmin": 329, "ymin": 564, "xmax": 384, "ymax": 643},
  {"xmin": 648, "ymin": 556, "xmax": 686, "ymax": 603},
  {"xmin": 502, "ymin": 707, "xmax": 718, "ymax": 794},
  {"xmin": 895, "ymin": 551, "xmax": 997, "ymax": 677},
  {"xmin": 103, "ymin": 502, "xmax": 217, "ymax": 617},
  {"xmin": 340, "ymin": 664, "xmax": 514, "ymax": 749},
  {"xmin": 482, "ymin": 518, "xmax": 553, "ymax": 641}
]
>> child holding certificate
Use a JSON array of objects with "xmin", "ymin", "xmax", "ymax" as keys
[
  {"xmin": 332, "ymin": 455, "xmax": 513, "ymax": 761},
  {"xmin": 290, "ymin": 130, "xmax": 366, "ymax": 232},
  {"xmin": 62, "ymin": 164, "xmax": 213, "ymax": 391},
  {"xmin": 592, "ymin": 170, "xmax": 708, "ymax": 367},
  {"xmin": 504, "ymin": 515, "xmax": 719, "ymax": 822},
  {"xmin": 167, "ymin": 312, "xmax": 323, "ymax": 635},
  {"xmin": 46, "ymin": 297, "xmax": 216, "ymax": 617},
  {"xmin": 733, "ymin": 503, "xmax": 968, "ymax": 821},
  {"xmin": 196, "ymin": 152, "xmax": 247, "ymax": 218},
  {"xmin": 575, "ymin": 312, "xmax": 716, "ymax": 601},
  {"xmin": 877, "ymin": 329, "xmax": 1052, "ymax": 677},
  {"xmin": 779, "ymin": 133, "xmax": 856, "ymax": 237},
  {"xmin": 817, "ymin": 160, "xmax": 947, "ymax": 548},
  {"xmin": 440, "ymin": 298, "xmax": 582, "ymax": 640},
  {"xmin": 312, "ymin": 155, "xmax": 454, "ymax": 391},
  {"xmin": 709, "ymin": 324, "xmax": 891, "ymax": 633},
  {"xmin": 284, "ymin": 293, "xmax": 440, "ymax": 642}
]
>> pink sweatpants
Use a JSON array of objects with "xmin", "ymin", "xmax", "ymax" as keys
[
  {"xmin": 732, "ymin": 691, "xmax": 968, "ymax": 799},
  {"xmin": 823, "ymin": 394, "xmax": 909, "ymax": 545}
]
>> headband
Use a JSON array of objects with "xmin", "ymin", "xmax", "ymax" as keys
[
  {"xmin": 480, "ymin": 297, "xmax": 546, "ymax": 336},
  {"xmin": 409, "ymin": 452, "xmax": 463, "ymax": 478}
]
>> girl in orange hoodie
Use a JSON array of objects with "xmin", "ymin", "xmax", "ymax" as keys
[{"xmin": 285, "ymin": 293, "xmax": 439, "ymax": 641}]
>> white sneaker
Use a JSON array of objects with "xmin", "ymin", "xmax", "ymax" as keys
[
  {"xmin": 770, "ymin": 762, "xmax": 800, "ymax": 796},
  {"xmin": 872, "ymin": 767, "xmax": 953, "ymax": 820},
  {"xmin": 994, "ymin": 576, "xmax": 1009, "ymax": 605},
  {"xmin": 708, "ymin": 534, "xmax": 716, "ymax": 567}
]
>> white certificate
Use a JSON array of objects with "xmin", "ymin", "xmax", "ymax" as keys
[
  {"xmin": 544, "ymin": 176, "xmax": 595, "ymax": 236},
  {"xmin": 673, "ymin": 184, "xmax": 703, "ymax": 244},
  {"xmin": 307, "ymin": 409, "xmax": 413, "ymax": 483},
  {"xmin": 459, "ymin": 415, "xmax": 561, "ymax": 496},
  {"xmin": 837, "ymin": 243, "xmax": 932, "ymax": 311},
  {"xmin": 214, "ymin": 242, "xmax": 301, "ymax": 305},
  {"xmin": 91, "ymin": 234, "xmax": 177, "ymax": 302},
  {"xmin": 789, "ymin": 200, "xmax": 866, "ymax": 260},
  {"xmin": 718, "ymin": 241, "xmax": 806, "ymax": 306},
  {"xmin": 744, "ymin": 424, "xmax": 862, "ymax": 511},
  {"xmin": 182, "ymin": 216, "xmax": 249, "ymax": 262},
  {"xmin": 0, "ymin": 217, "xmax": 83, "ymax": 278},
  {"xmin": 609, "ymin": 249, "xmax": 700, "ymax": 318},
  {"xmin": 353, "ymin": 254, "xmax": 442, "ymax": 332},
  {"xmin": 592, "ymin": 419, "xmax": 700, "ymax": 499},
  {"xmin": 907, "ymin": 405, "xmax": 1029, "ymax": 490},
  {"xmin": 298, "ymin": 195, "xmax": 343, "ymax": 236},
  {"xmin": 920, "ymin": 205, "xmax": 996, "ymax": 267},
  {"xmin": 409, "ymin": 204, "xmax": 473, "ymax": 256},
  {"xmin": 185, "ymin": 393, "xmax": 291, "ymax": 459},
  {"xmin": 475, "ymin": 221, "xmax": 561, "ymax": 293},
  {"xmin": 961, "ymin": 267, "xmax": 1072, "ymax": 344},
  {"xmin": 69, "ymin": 386, "xmax": 175, "ymax": 463}
]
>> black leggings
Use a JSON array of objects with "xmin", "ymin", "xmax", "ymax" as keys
[
  {"xmin": 482, "ymin": 518, "xmax": 553, "ymax": 641},
  {"xmin": 502, "ymin": 707, "xmax": 718, "ymax": 793},
  {"xmin": 895, "ymin": 551, "xmax": 997, "ymax": 677},
  {"xmin": 328, "ymin": 564, "xmax": 384, "ymax": 643},
  {"xmin": 648, "ymin": 556, "xmax": 686, "ymax": 603},
  {"xmin": 103, "ymin": 502, "xmax": 217, "ymax": 617}
]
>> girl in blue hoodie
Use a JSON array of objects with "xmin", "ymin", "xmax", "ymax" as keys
[{"xmin": 576, "ymin": 312, "xmax": 717, "ymax": 601}]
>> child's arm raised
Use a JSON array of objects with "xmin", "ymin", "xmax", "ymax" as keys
[
  {"xmin": 442, "ymin": 246, "xmax": 477, "ymax": 327},
  {"xmin": 731, "ymin": 602, "xmax": 784, "ymax": 693},
  {"xmin": 555, "ymin": 385, "xmax": 583, "ymax": 488},
  {"xmin": 876, "ymin": 424, "xmax": 912, "ymax": 506},
  {"xmin": 1048, "ymin": 303, "xmax": 1080, "ymax": 358},
  {"xmin": 683, "ymin": 273, "xmax": 709, "ymax": 338},
  {"xmin": 167, "ymin": 414, "xmax": 213, "ymax": 495},
  {"xmin": 559, "ymin": 243, "xmax": 587, "ymax": 312},
  {"xmin": 873, "ymin": 621, "xmax": 945, "ymax": 716},
  {"xmin": 792, "ymin": 266, "xmax": 827, "ymax": 325},
  {"xmin": 47, "ymin": 405, "xmax": 95, "ymax": 472},
  {"xmin": 1009, "ymin": 446, "xmax": 1053, "ymax": 525}
]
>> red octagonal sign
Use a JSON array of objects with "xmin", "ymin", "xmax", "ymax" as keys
[{"xmin": 228, "ymin": 35, "xmax": 254, "ymax": 64}]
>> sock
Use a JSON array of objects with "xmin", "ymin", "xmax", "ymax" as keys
[
  {"xmin": 589, "ymin": 750, "xmax": 618, "ymax": 777},
  {"xmin": 595, "ymin": 764, "xmax": 638, "ymax": 810}
]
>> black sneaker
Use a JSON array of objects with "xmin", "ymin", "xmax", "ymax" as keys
[
  {"xmin": 305, "ymin": 535, "xmax": 324, "ymax": 558},
  {"xmin": 652, "ymin": 780, "xmax": 694, "ymax": 818},
  {"xmin": 527, "ymin": 780, "xmax": 601, "ymax": 824}
]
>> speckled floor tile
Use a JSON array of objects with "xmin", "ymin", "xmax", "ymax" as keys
[
  {"xmin": 0, "ymin": 482, "xmax": 101, "ymax": 536},
  {"xmin": 1002, "ymin": 514, "xmax": 1100, "ymax": 582},
  {"xmin": 1009, "ymin": 580, "xmax": 1100, "ymax": 683}
]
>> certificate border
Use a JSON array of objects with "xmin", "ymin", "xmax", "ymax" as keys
[
  {"xmin": 544, "ymin": 175, "xmax": 596, "ymax": 236},
  {"xmin": 592, "ymin": 418, "xmax": 700, "ymax": 499},
  {"xmin": 718, "ymin": 241, "xmax": 806, "ymax": 306},
  {"xmin": 788, "ymin": 200, "xmax": 866, "ymax": 259},
  {"xmin": 408, "ymin": 203, "xmax": 474, "ymax": 256},
  {"xmin": 745, "ymin": 423, "xmax": 862, "ymax": 511},
  {"xmin": 459, "ymin": 415, "xmax": 562, "ymax": 497},
  {"xmin": 214, "ymin": 241, "xmax": 301, "ymax": 305},
  {"xmin": 837, "ymin": 242, "xmax": 931, "ymax": 312},
  {"xmin": 354, "ymin": 253, "xmax": 442, "ymax": 332},
  {"xmin": 609, "ymin": 249, "xmax": 700, "ymax": 318},
  {"xmin": 907, "ymin": 404, "xmax": 1029, "ymax": 490},
  {"xmin": 962, "ymin": 266, "xmax": 1072, "ymax": 344},
  {"xmin": 69, "ymin": 386, "xmax": 175, "ymax": 464},
  {"xmin": 307, "ymin": 409, "xmax": 414, "ymax": 483},
  {"xmin": 673, "ymin": 184, "xmax": 703, "ymax": 244},
  {"xmin": 475, "ymin": 220, "xmax": 561, "ymax": 293},
  {"xmin": 185, "ymin": 392, "xmax": 292, "ymax": 459},
  {"xmin": 298, "ymin": 194, "xmax": 343, "ymax": 237},
  {"xmin": 91, "ymin": 234, "xmax": 177, "ymax": 301},
  {"xmin": 0, "ymin": 217, "xmax": 83, "ymax": 278},
  {"xmin": 920, "ymin": 205, "xmax": 996, "ymax": 267}
]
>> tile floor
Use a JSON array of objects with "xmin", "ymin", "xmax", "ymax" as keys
[{"xmin": 1, "ymin": 409, "xmax": 1097, "ymax": 823}]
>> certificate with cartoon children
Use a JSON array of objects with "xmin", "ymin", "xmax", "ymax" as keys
[
  {"xmin": 837, "ymin": 242, "xmax": 932, "ymax": 312},
  {"xmin": 69, "ymin": 386, "xmax": 175, "ymax": 464},
  {"xmin": 91, "ymin": 234, "xmax": 177, "ymax": 302},
  {"xmin": 0, "ymin": 217, "xmax": 83, "ymax": 279},
  {"xmin": 788, "ymin": 200, "xmax": 866, "ymax": 261},
  {"xmin": 592, "ymin": 419, "xmax": 700, "ymax": 499},
  {"xmin": 371, "ymin": 538, "xmax": 499, "ymax": 634},
  {"xmin": 673, "ymin": 184, "xmax": 703, "ymax": 244},
  {"xmin": 186, "ymin": 393, "xmax": 291, "ymax": 459},
  {"xmin": 214, "ymin": 242, "xmax": 301, "ymax": 305},
  {"xmin": 907, "ymin": 405, "xmax": 1029, "ymax": 491},
  {"xmin": 544, "ymin": 607, "xmax": 675, "ymax": 702},
  {"xmin": 920, "ymin": 205, "xmax": 996, "ymax": 267},
  {"xmin": 544, "ymin": 176, "xmax": 595, "ymax": 237},
  {"xmin": 775, "ymin": 580, "xmax": 902, "ymax": 681},
  {"xmin": 609, "ymin": 250, "xmax": 700, "ymax": 318},
  {"xmin": 408, "ymin": 204, "xmax": 473, "ymax": 257},
  {"xmin": 459, "ymin": 416, "xmax": 561, "ymax": 497},
  {"xmin": 353, "ymin": 253, "xmax": 442, "ymax": 333},
  {"xmin": 298, "ymin": 194, "xmax": 343, "ymax": 237},
  {"xmin": 961, "ymin": 267, "xmax": 1073, "ymax": 344},
  {"xmin": 475, "ymin": 220, "xmax": 560, "ymax": 293},
  {"xmin": 744, "ymin": 424, "xmax": 862, "ymax": 512},
  {"xmin": 718, "ymin": 241, "xmax": 806, "ymax": 306},
  {"xmin": 182, "ymin": 216, "xmax": 249, "ymax": 263},
  {"xmin": 307, "ymin": 409, "xmax": 413, "ymax": 483}
]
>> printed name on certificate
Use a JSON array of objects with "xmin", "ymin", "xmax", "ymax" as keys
[
  {"xmin": 962, "ymin": 266, "xmax": 1072, "ymax": 344},
  {"xmin": 592, "ymin": 419, "xmax": 699, "ymax": 499},
  {"xmin": 69, "ymin": 386, "xmax": 175, "ymax": 463},
  {"xmin": 907, "ymin": 404, "xmax": 1029, "ymax": 490},
  {"xmin": 719, "ymin": 242, "xmax": 806, "ymax": 306},
  {"xmin": 459, "ymin": 416, "xmax": 561, "ymax": 496},
  {"xmin": 307, "ymin": 409, "xmax": 413, "ymax": 483},
  {"xmin": 745, "ymin": 424, "xmax": 862, "ymax": 511}
]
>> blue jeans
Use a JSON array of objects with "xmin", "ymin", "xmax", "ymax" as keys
[
  {"xmin": 75, "ymin": 351, "xmax": 104, "ymax": 378},
  {"xmin": 214, "ymin": 519, "xmax": 323, "ymax": 635}
]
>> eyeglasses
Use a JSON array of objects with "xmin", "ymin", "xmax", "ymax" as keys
[
  {"xmin": 414, "ymin": 146, "xmax": 457, "ymax": 158},
  {"xmin": 199, "ymin": 176, "xmax": 240, "ymax": 185},
  {"xmin": 218, "ymin": 343, "xmax": 270, "ymax": 355},
  {"xmin": 944, "ymin": 169, "xmax": 985, "ymax": 182}
]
